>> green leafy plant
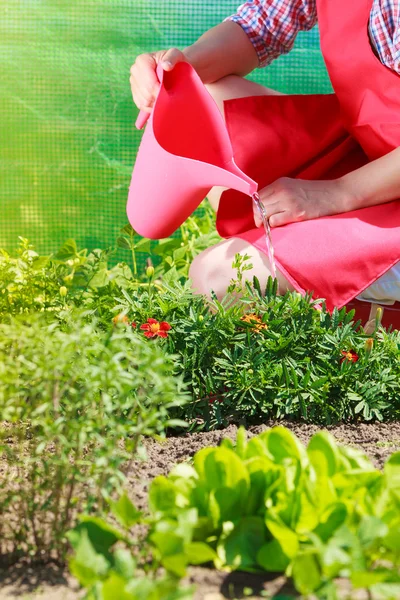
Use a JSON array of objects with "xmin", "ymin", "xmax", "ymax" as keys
[
  {"xmin": 0, "ymin": 311, "xmax": 188, "ymax": 561},
  {"xmin": 148, "ymin": 426, "xmax": 400, "ymax": 599},
  {"xmin": 115, "ymin": 273, "xmax": 400, "ymax": 428},
  {"xmin": 116, "ymin": 201, "xmax": 221, "ymax": 284},
  {"xmin": 67, "ymin": 493, "xmax": 194, "ymax": 600}
]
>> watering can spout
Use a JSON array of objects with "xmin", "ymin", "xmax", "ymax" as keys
[{"xmin": 224, "ymin": 160, "xmax": 258, "ymax": 197}]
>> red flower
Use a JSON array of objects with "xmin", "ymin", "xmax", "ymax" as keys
[
  {"xmin": 208, "ymin": 393, "xmax": 224, "ymax": 405},
  {"xmin": 140, "ymin": 318, "xmax": 171, "ymax": 338},
  {"xmin": 131, "ymin": 322, "xmax": 137, "ymax": 329},
  {"xmin": 340, "ymin": 349, "xmax": 359, "ymax": 363}
]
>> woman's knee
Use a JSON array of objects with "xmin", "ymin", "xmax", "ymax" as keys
[
  {"xmin": 189, "ymin": 246, "xmax": 224, "ymax": 298},
  {"xmin": 189, "ymin": 238, "xmax": 292, "ymax": 300}
]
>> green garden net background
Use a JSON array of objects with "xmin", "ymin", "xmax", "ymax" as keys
[{"xmin": 1, "ymin": 0, "xmax": 332, "ymax": 265}]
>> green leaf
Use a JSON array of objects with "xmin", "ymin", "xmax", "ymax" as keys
[
  {"xmin": 121, "ymin": 223, "xmax": 135, "ymax": 236},
  {"xmin": 102, "ymin": 573, "xmax": 133, "ymax": 600},
  {"xmin": 184, "ymin": 542, "xmax": 217, "ymax": 565},
  {"xmin": 321, "ymin": 543, "xmax": 351, "ymax": 579},
  {"xmin": 257, "ymin": 539, "xmax": 291, "ymax": 572},
  {"xmin": 370, "ymin": 583, "xmax": 400, "ymax": 599},
  {"xmin": 89, "ymin": 267, "xmax": 110, "ymax": 288},
  {"xmin": 265, "ymin": 427, "xmax": 307, "ymax": 467},
  {"xmin": 265, "ymin": 515, "xmax": 299, "ymax": 560},
  {"xmin": 134, "ymin": 237, "xmax": 152, "ymax": 253},
  {"xmin": 384, "ymin": 452, "xmax": 400, "ymax": 489},
  {"xmin": 113, "ymin": 548, "xmax": 136, "ymax": 580},
  {"xmin": 245, "ymin": 457, "xmax": 273, "ymax": 515},
  {"xmin": 110, "ymin": 493, "xmax": 142, "ymax": 529},
  {"xmin": 357, "ymin": 516, "xmax": 388, "ymax": 549},
  {"xmin": 149, "ymin": 476, "xmax": 177, "ymax": 514},
  {"xmin": 116, "ymin": 236, "xmax": 131, "ymax": 250},
  {"xmin": 235, "ymin": 426, "xmax": 247, "ymax": 459},
  {"xmin": 151, "ymin": 528, "xmax": 184, "ymax": 558},
  {"xmin": 31, "ymin": 255, "xmax": 50, "ymax": 270},
  {"xmin": 209, "ymin": 487, "xmax": 242, "ymax": 525},
  {"xmin": 314, "ymin": 503, "xmax": 348, "ymax": 543},
  {"xmin": 68, "ymin": 529, "xmax": 110, "ymax": 587},
  {"xmin": 292, "ymin": 551, "xmax": 322, "ymax": 594},
  {"xmin": 351, "ymin": 570, "xmax": 390, "ymax": 589},
  {"xmin": 194, "ymin": 447, "xmax": 250, "ymax": 500},
  {"xmin": 55, "ymin": 238, "xmax": 78, "ymax": 260},
  {"xmin": 152, "ymin": 238, "xmax": 181, "ymax": 256},
  {"xmin": 161, "ymin": 553, "xmax": 188, "ymax": 578},
  {"xmin": 222, "ymin": 516, "xmax": 266, "ymax": 570},
  {"xmin": 308, "ymin": 431, "xmax": 343, "ymax": 477},
  {"xmin": 68, "ymin": 516, "xmax": 123, "ymax": 555}
]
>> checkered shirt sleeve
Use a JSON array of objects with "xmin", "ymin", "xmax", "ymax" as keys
[
  {"xmin": 225, "ymin": 0, "xmax": 317, "ymax": 67},
  {"xmin": 225, "ymin": 0, "xmax": 399, "ymax": 74}
]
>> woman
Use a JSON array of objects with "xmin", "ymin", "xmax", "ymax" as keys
[{"xmin": 130, "ymin": 0, "xmax": 400, "ymax": 319}]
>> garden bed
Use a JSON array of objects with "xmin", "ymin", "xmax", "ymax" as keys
[{"xmin": 1, "ymin": 420, "xmax": 399, "ymax": 600}]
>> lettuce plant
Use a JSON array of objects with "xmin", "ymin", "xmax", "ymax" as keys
[
  {"xmin": 149, "ymin": 427, "xmax": 400, "ymax": 598},
  {"xmin": 67, "ymin": 492, "xmax": 194, "ymax": 600}
]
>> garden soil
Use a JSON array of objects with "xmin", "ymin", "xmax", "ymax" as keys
[{"xmin": 1, "ymin": 421, "xmax": 400, "ymax": 600}]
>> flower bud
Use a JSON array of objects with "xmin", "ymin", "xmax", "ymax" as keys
[
  {"xmin": 59, "ymin": 286, "xmax": 68, "ymax": 297},
  {"xmin": 375, "ymin": 307, "xmax": 383, "ymax": 328},
  {"xmin": 146, "ymin": 266, "xmax": 155, "ymax": 278},
  {"xmin": 198, "ymin": 315, "xmax": 204, "ymax": 322},
  {"xmin": 365, "ymin": 337, "xmax": 374, "ymax": 355},
  {"xmin": 64, "ymin": 274, "xmax": 73, "ymax": 283}
]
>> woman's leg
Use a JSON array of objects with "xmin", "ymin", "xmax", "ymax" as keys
[
  {"xmin": 191, "ymin": 76, "xmax": 290, "ymax": 299},
  {"xmin": 189, "ymin": 237, "xmax": 295, "ymax": 300},
  {"xmin": 205, "ymin": 75, "xmax": 283, "ymax": 210}
]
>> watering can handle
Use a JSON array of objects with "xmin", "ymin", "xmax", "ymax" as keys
[{"xmin": 135, "ymin": 64, "xmax": 164, "ymax": 130}]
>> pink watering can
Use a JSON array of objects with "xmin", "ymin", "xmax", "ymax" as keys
[{"xmin": 127, "ymin": 62, "xmax": 258, "ymax": 239}]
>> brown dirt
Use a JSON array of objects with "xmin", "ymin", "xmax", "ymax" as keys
[{"xmin": 1, "ymin": 421, "xmax": 399, "ymax": 600}]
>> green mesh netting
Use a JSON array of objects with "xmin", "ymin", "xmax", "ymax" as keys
[{"xmin": 0, "ymin": 0, "xmax": 332, "ymax": 266}]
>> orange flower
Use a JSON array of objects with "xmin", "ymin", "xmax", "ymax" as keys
[
  {"xmin": 240, "ymin": 313, "xmax": 268, "ymax": 334},
  {"xmin": 112, "ymin": 313, "xmax": 130, "ymax": 326},
  {"xmin": 340, "ymin": 349, "xmax": 359, "ymax": 363},
  {"xmin": 140, "ymin": 318, "xmax": 171, "ymax": 338}
]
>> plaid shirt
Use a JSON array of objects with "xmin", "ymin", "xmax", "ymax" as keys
[{"xmin": 226, "ymin": 0, "xmax": 400, "ymax": 73}]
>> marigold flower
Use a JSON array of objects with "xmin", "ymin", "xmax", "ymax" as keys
[
  {"xmin": 340, "ymin": 349, "xmax": 359, "ymax": 363},
  {"xmin": 112, "ymin": 313, "xmax": 130, "ymax": 326},
  {"xmin": 140, "ymin": 318, "xmax": 171, "ymax": 338},
  {"xmin": 208, "ymin": 392, "xmax": 224, "ymax": 405},
  {"xmin": 240, "ymin": 313, "xmax": 268, "ymax": 333}
]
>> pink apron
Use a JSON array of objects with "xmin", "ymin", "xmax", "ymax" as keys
[{"xmin": 216, "ymin": 0, "xmax": 400, "ymax": 312}]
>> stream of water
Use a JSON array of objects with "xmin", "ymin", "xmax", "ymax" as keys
[{"xmin": 252, "ymin": 192, "xmax": 277, "ymax": 280}]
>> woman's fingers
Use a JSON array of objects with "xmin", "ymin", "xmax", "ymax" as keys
[
  {"xmin": 130, "ymin": 54, "xmax": 160, "ymax": 111},
  {"xmin": 161, "ymin": 47, "xmax": 186, "ymax": 70},
  {"xmin": 130, "ymin": 49, "xmax": 187, "ymax": 112}
]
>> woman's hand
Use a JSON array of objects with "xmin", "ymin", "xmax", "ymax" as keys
[
  {"xmin": 130, "ymin": 48, "xmax": 187, "ymax": 114},
  {"xmin": 254, "ymin": 177, "xmax": 352, "ymax": 228}
]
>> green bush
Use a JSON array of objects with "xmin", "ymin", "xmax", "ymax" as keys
[
  {"xmin": 148, "ymin": 427, "xmax": 400, "ymax": 598},
  {"xmin": 0, "ymin": 311, "xmax": 187, "ymax": 561},
  {"xmin": 117, "ymin": 276, "xmax": 400, "ymax": 427}
]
